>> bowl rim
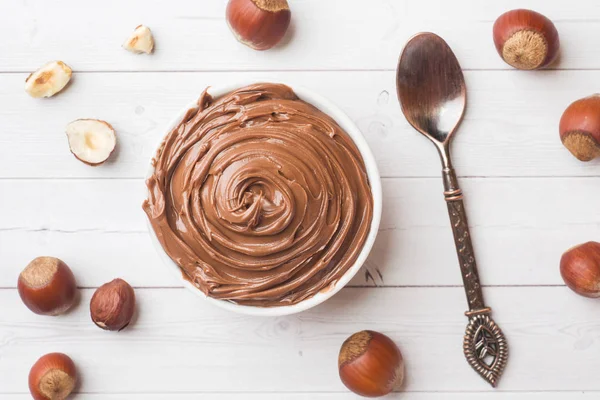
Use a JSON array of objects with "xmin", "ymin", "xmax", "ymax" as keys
[{"xmin": 145, "ymin": 81, "xmax": 382, "ymax": 316}]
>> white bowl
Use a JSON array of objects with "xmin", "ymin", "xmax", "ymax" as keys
[{"xmin": 146, "ymin": 82, "xmax": 382, "ymax": 316}]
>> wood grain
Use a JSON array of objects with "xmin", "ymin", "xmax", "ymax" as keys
[
  {"xmin": 0, "ymin": 287, "xmax": 598, "ymax": 394},
  {"xmin": 1, "ymin": 70, "xmax": 599, "ymax": 179}
]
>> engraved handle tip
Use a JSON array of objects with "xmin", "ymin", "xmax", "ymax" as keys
[{"xmin": 463, "ymin": 311, "xmax": 508, "ymax": 387}]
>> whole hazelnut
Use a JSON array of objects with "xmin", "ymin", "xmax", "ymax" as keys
[
  {"xmin": 90, "ymin": 278, "xmax": 135, "ymax": 331},
  {"xmin": 560, "ymin": 242, "xmax": 600, "ymax": 298},
  {"xmin": 338, "ymin": 330, "xmax": 404, "ymax": 397},
  {"xmin": 559, "ymin": 94, "xmax": 600, "ymax": 162},
  {"xmin": 18, "ymin": 257, "xmax": 77, "ymax": 316},
  {"xmin": 29, "ymin": 352, "xmax": 77, "ymax": 400},
  {"xmin": 493, "ymin": 9, "xmax": 559, "ymax": 70},
  {"xmin": 226, "ymin": 0, "xmax": 291, "ymax": 51}
]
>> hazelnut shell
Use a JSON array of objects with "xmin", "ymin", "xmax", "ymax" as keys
[
  {"xmin": 493, "ymin": 9, "xmax": 559, "ymax": 70},
  {"xmin": 29, "ymin": 352, "xmax": 77, "ymax": 400},
  {"xmin": 338, "ymin": 330, "xmax": 404, "ymax": 397},
  {"xmin": 226, "ymin": 0, "xmax": 291, "ymax": 51},
  {"xmin": 560, "ymin": 241, "xmax": 600, "ymax": 298},
  {"xmin": 559, "ymin": 94, "xmax": 600, "ymax": 161},
  {"xmin": 18, "ymin": 257, "xmax": 77, "ymax": 316}
]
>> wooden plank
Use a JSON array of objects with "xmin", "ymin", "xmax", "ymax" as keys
[
  {"xmin": 3, "ymin": 0, "xmax": 600, "ymax": 72},
  {"xmin": 0, "ymin": 287, "xmax": 598, "ymax": 393},
  {"xmin": 1, "ymin": 70, "xmax": 598, "ymax": 179},
  {"xmin": 0, "ymin": 230, "xmax": 178, "ymax": 288},
  {"xmin": 1, "ymin": 177, "xmax": 597, "ymax": 287}
]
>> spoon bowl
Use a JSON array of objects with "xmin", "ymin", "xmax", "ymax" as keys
[{"xmin": 396, "ymin": 33, "xmax": 467, "ymax": 145}]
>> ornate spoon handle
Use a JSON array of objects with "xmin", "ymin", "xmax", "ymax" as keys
[{"xmin": 442, "ymin": 166, "xmax": 508, "ymax": 387}]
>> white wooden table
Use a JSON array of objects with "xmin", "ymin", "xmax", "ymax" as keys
[{"xmin": 2, "ymin": 0, "xmax": 600, "ymax": 398}]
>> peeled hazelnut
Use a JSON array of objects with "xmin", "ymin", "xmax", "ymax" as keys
[
  {"xmin": 123, "ymin": 25, "xmax": 154, "ymax": 54},
  {"xmin": 66, "ymin": 119, "xmax": 117, "ymax": 166},
  {"xmin": 559, "ymin": 94, "xmax": 600, "ymax": 161},
  {"xmin": 18, "ymin": 257, "xmax": 77, "ymax": 316},
  {"xmin": 560, "ymin": 242, "xmax": 600, "ymax": 298},
  {"xmin": 29, "ymin": 352, "xmax": 77, "ymax": 400},
  {"xmin": 338, "ymin": 330, "xmax": 404, "ymax": 398},
  {"xmin": 25, "ymin": 61, "xmax": 72, "ymax": 98},
  {"xmin": 493, "ymin": 9, "xmax": 559, "ymax": 70},
  {"xmin": 226, "ymin": 0, "xmax": 291, "ymax": 51},
  {"xmin": 90, "ymin": 278, "xmax": 135, "ymax": 331}
]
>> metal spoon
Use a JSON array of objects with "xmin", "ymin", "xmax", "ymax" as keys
[{"xmin": 396, "ymin": 32, "xmax": 508, "ymax": 387}]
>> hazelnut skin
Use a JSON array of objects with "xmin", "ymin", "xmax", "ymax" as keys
[{"xmin": 90, "ymin": 278, "xmax": 136, "ymax": 331}]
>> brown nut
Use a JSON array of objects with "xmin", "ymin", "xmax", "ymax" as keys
[
  {"xmin": 560, "ymin": 241, "xmax": 600, "ymax": 298},
  {"xmin": 226, "ymin": 0, "xmax": 291, "ymax": 51},
  {"xmin": 338, "ymin": 330, "xmax": 404, "ymax": 397},
  {"xmin": 29, "ymin": 352, "xmax": 77, "ymax": 400},
  {"xmin": 493, "ymin": 9, "xmax": 559, "ymax": 70},
  {"xmin": 559, "ymin": 94, "xmax": 600, "ymax": 161},
  {"xmin": 18, "ymin": 257, "xmax": 77, "ymax": 316},
  {"xmin": 90, "ymin": 278, "xmax": 135, "ymax": 331}
]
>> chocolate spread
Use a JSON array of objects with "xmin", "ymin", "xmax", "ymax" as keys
[{"xmin": 143, "ymin": 83, "xmax": 373, "ymax": 307}]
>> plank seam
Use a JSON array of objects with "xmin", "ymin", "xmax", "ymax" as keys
[
  {"xmin": 0, "ymin": 285, "xmax": 567, "ymax": 290},
  {"xmin": 2, "ymin": 68, "xmax": 600, "ymax": 74}
]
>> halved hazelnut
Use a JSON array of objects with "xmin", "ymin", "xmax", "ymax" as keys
[
  {"xmin": 65, "ymin": 119, "xmax": 116, "ymax": 166},
  {"xmin": 123, "ymin": 25, "xmax": 154, "ymax": 54},
  {"xmin": 18, "ymin": 257, "xmax": 77, "ymax": 316},
  {"xmin": 25, "ymin": 61, "xmax": 72, "ymax": 98}
]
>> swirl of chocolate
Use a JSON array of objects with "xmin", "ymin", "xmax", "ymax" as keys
[{"xmin": 143, "ymin": 84, "xmax": 373, "ymax": 307}]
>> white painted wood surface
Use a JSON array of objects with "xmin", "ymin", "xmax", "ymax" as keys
[
  {"xmin": 2, "ymin": 287, "xmax": 600, "ymax": 395},
  {"xmin": 3, "ymin": 0, "xmax": 600, "ymax": 72},
  {"xmin": 1, "ymin": 0, "xmax": 600, "ymax": 398}
]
